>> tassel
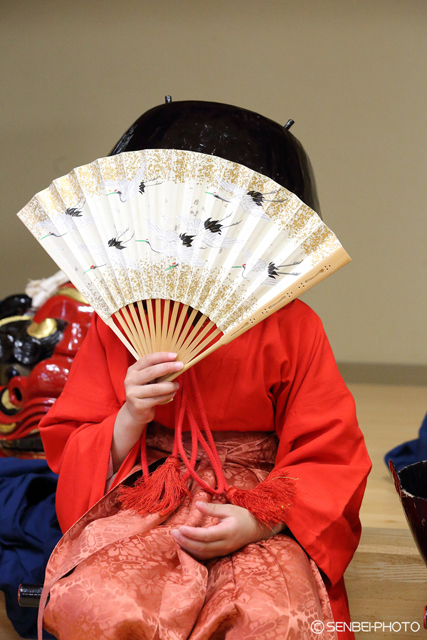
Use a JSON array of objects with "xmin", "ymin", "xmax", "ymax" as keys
[
  {"xmin": 225, "ymin": 472, "xmax": 297, "ymax": 527},
  {"xmin": 119, "ymin": 456, "xmax": 190, "ymax": 516}
]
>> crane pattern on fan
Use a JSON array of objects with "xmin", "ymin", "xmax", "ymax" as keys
[{"xmin": 18, "ymin": 149, "xmax": 347, "ymax": 372}]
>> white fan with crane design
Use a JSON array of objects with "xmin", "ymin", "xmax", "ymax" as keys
[{"xmin": 18, "ymin": 149, "xmax": 350, "ymax": 380}]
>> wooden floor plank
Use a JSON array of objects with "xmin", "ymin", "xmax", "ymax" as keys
[
  {"xmin": 349, "ymin": 383, "xmax": 427, "ymax": 530},
  {"xmin": 345, "ymin": 528, "xmax": 427, "ymax": 638},
  {"xmin": 345, "ymin": 383, "xmax": 427, "ymax": 638}
]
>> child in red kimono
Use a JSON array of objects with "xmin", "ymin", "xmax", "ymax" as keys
[{"xmin": 37, "ymin": 101, "xmax": 371, "ymax": 640}]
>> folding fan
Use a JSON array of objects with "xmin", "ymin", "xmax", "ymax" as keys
[{"xmin": 18, "ymin": 149, "xmax": 350, "ymax": 380}]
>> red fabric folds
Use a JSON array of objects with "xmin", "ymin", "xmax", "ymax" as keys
[
  {"xmin": 40, "ymin": 428, "xmax": 339, "ymax": 640},
  {"xmin": 39, "ymin": 299, "xmax": 371, "ymax": 635}
]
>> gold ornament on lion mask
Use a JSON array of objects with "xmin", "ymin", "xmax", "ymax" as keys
[{"xmin": 27, "ymin": 318, "xmax": 58, "ymax": 339}]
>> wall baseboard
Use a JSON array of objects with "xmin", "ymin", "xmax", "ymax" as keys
[{"xmin": 338, "ymin": 363, "xmax": 427, "ymax": 386}]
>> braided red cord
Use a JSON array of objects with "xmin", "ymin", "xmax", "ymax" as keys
[
  {"xmin": 139, "ymin": 427, "xmax": 149, "ymax": 480},
  {"xmin": 175, "ymin": 369, "xmax": 227, "ymax": 495}
]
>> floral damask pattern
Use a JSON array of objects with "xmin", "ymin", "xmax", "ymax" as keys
[{"xmin": 40, "ymin": 428, "xmax": 337, "ymax": 640}]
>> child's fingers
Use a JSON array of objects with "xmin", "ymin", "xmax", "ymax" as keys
[
  {"xmin": 171, "ymin": 529, "xmax": 227, "ymax": 558},
  {"xmin": 133, "ymin": 352, "xmax": 178, "ymax": 370},
  {"xmin": 128, "ymin": 353, "xmax": 183, "ymax": 384},
  {"xmin": 137, "ymin": 359, "xmax": 183, "ymax": 384},
  {"xmin": 194, "ymin": 501, "xmax": 235, "ymax": 519},
  {"xmin": 141, "ymin": 392, "xmax": 178, "ymax": 406},
  {"xmin": 136, "ymin": 381, "xmax": 179, "ymax": 399},
  {"xmin": 175, "ymin": 523, "xmax": 227, "ymax": 543}
]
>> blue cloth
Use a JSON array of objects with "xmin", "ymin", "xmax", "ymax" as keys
[
  {"xmin": 385, "ymin": 412, "xmax": 427, "ymax": 472},
  {"xmin": 0, "ymin": 457, "xmax": 62, "ymax": 639}
]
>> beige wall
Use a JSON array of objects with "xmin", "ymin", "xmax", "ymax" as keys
[{"xmin": 1, "ymin": 0, "xmax": 426, "ymax": 366}]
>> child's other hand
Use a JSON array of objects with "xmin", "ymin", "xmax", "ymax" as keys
[{"xmin": 170, "ymin": 501, "xmax": 286, "ymax": 560}]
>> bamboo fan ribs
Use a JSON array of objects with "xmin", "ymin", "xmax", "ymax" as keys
[
  {"xmin": 18, "ymin": 149, "xmax": 350, "ymax": 380},
  {"xmin": 113, "ymin": 299, "xmax": 221, "ymax": 367}
]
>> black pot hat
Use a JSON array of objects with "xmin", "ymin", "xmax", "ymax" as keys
[{"xmin": 109, "ymin": 99, "xmax": 321, "ymax": 216}]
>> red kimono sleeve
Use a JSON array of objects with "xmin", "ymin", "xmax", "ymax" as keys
[
  {"xmin": 39, "ymin": 315, "xmax": 137, "ymax": 533},
  {"xmin": 270, "ymin": 304, "xmax": 371, "ymax": 624}
]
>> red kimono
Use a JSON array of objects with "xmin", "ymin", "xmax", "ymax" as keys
[{"xmin": 39, "ymin": 300, "xmax": 371, "ymax": 639}]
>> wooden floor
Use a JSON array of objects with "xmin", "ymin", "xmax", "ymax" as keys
[
  {"xmin": 351, "ymin": 383, "xmax": 427, "ymax": 531},
  {"xmin": 345, "ymin": 383, "xmax": 427, "ymax": 639},
  {"xmin": 1, "ymin": 382, "xmax": 427, "ymax": 639}
]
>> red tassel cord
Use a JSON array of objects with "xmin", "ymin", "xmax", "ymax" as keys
[
  {"xmin": 179, "ymin": 378, "xmax": 200, "ymax": 485},
  {"xmin": 188, "ymin": 368, "xmax": 297, "ymax": 526},
  {"xmin": 139, "ymin": 428, "xmax": 149, "ymax": 481},
  {"xmin": 119, "ymin": 388, "xmax": 190, "ymax": 517},
  {"xmin": 225, "ymin": 470, "xmax": 297, "ymax": 527},
  {"xmin": 119, "ymin": 456, "xmax": 190, "ymax": 516},
  {"xmin": 177, "ymin": 394, "xmax": 226, "ymax": 496},
  {"xmin": 120, "ymin": 367, "xmax": 297, "ymax": 525}
]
